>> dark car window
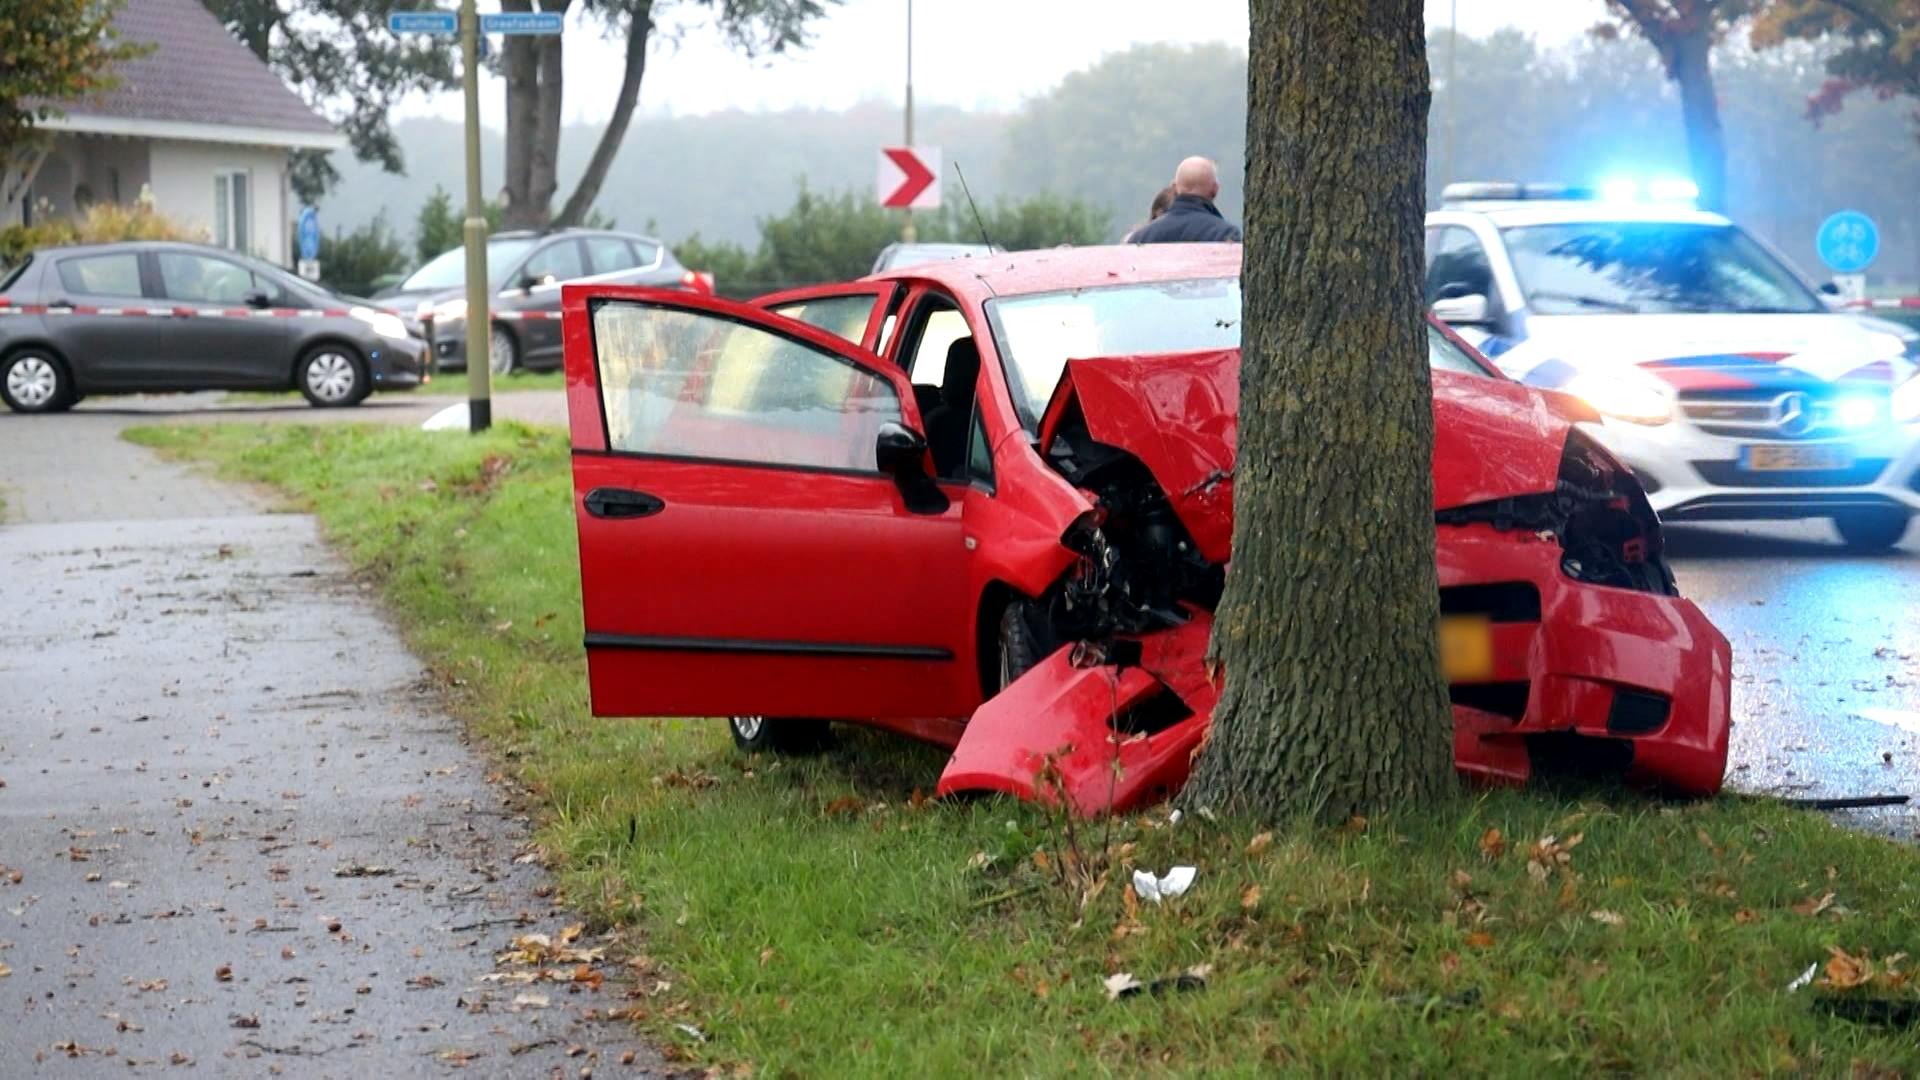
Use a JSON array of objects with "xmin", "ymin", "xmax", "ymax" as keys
[
  {"xmin": 58, "ymin": 253, "xmax": 144, "ymax": 298},
  {"xmin": 1425, "ymin": 226, "xmax": 1495, "ymax": 303},
  {"xmin": 0, "ymin": 255, "xmax": 32, "ymax": 292},
  {"xmin": 584, "ymin": 236, "xmax": 639, "ymax": 275},
  {"xmin": 157, "ymin": 252, "xmax": 255, "ymax": 304},
  {"xmin": 770, "ymin": 295, "xmax": 875, "ymax": 344},
  {"xmin": 966, "ymin": 403, "xmax": 994, "ymax": 487},
  {"xmin": 1500, "ymin": 222, "xmax": 1822, "ymax": 315},
  {"xmin": 522, "ymin": 240, "xmax": 585, "ymax": 287}
]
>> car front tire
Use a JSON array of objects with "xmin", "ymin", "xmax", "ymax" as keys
[
  {"xmin": 1833, "ymin": 509, "xmax": 1912, "ymax": 552},
  {"xmin": 997, "ymin": 601, "xmax": 1042, "ymax": 693},
  {"xmin": 297, "ymin": 345, "xmax": 368, "ymax": 408},
  {"xmin": 727, "ymin": 715, "xmax": 832, "ymax": 754},
  {"xmin": 489, "ymin": 323, "xmax": 518, "ymax": 376},
  {"xmin": 1, "ymin": 349, "xmax": 74, "ymax": 413}
]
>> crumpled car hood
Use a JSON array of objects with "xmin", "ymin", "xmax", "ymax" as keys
[{"xmin": 1040, "ymin": 349, "xmax": 1596, "ymax": 561}]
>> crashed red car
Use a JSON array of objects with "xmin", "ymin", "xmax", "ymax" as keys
[{"xmin": 559, "ymin": 244, "xmax": 1731, "ymax": 816}]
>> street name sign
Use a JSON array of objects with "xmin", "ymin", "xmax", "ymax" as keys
[
  {"xmin": 388, "ymin": 11, "xmax": 458, "ymax": 34},
  {"xmin": 481, "ymin": 12, "xmax": 563, "ymax": 34}
]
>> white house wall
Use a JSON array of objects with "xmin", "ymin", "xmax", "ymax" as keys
[{"xmin": 147, "ymin": 140, "xmax": 292, "ymax": 264}]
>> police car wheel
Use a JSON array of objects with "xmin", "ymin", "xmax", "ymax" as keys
[
  {"xmin": 1833, "ymin": 510, "xmax": 1911, "ymax": 552},
  {"xmin": 728, "ymin": 716, "xmax": 832, "ymax": 754}
]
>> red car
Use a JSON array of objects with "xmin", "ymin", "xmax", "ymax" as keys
[{"xmin": 559, "ymin": 244, "xmax": 1731, "ymax": 815}]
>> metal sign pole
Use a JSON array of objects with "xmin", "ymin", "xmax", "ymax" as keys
[
  {"xmin": 901, "ymin": 0, "xmax": 915, "ymax": 244},
  {"xmin": 461, "ymin": 0, "xmax": 491, "ymax": 433}
]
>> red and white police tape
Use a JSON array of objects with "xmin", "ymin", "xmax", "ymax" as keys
[
  {"xmin": 1847, "ymin": 298, "xmax": 1920, "ymax": 310},
  {"xmin": 0, "ymin": 297, "xmax": 353, "ymax": 319}
]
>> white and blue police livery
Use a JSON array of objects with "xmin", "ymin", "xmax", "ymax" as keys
[{"xmin": 1426, "ymin": 181, "xmax": 1920, "ymax": 550}]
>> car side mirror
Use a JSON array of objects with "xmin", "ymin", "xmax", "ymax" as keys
[
  {"xmin": 875, "ymin": 421, "xmax": 948, "ymax": 514},
  {"xmin": 242, "ymin": 288, "xmax": 272, "ymax": 309},
  {"xmin": 1819, "ymin": 281, "xmax": 1841, "ymax": 297},
  {"xmin": 1431, "ymin": 292, "xmax": 1491, "ymax": 326}
]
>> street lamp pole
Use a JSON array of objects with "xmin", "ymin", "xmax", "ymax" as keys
[
  {"xmin": 1443, "ymin": 0, "xmax": 1458, "ymax": 189},
  {"xmin": 902, "ymin": 0, "xmax": 915, "ymax": 243},
  {"xmin": 461, "ymin": 0, "xmax": 492, "ymax": 433}
]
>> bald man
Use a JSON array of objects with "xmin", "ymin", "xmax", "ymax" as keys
[{"xmin": 1128, "ymin": 157, "xmax": 1242, "ymax": 244}]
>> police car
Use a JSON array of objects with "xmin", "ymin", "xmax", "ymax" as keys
[{"xmin": 1426, "ymin": 180, "xmax": 1920, "ymax": 550}]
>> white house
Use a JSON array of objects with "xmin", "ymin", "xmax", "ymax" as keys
[{"xmin": 3, "ymin": 0, "xmax": 345, "ymax": 265}]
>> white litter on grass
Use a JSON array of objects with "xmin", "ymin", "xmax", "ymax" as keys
[
  {"xmin": 1104, "ymin": 972, "xmax": 1142, "ymax": 1000},
  {"xmin": 673, "ymin": 1022, "xmax": 707, "ymax": 1043},
  {"xmin": 1787, "ymin": 963, "xmax": 1819, "ymax": 992},
  {"xmin": 1167, "ymin": 809, "xmax": 1183, "ymax": 826},
  {"xmin": 421, "ymin": 403, "xmax": 468, "ymax": 431},
  {"xmin": 1131, "ymin": 866, "xmax": 1197, "ymax": 904}
]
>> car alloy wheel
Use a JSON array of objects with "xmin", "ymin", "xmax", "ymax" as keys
[
  {"xmin": 1833, "ymin": 509, "xmax": 1912, "ymax": 552},
  {"xmin": 3, "ymin": 354, "xmax": 63, "ymax": 412},
  {"xmin": 731, "ymin": 715, "xmax": 765, "ymax": 743},
  {"xmin": 728, "ymin": 715, "xmax": 831, "ymax": 754},
  {"xmin": 490, "ymin": 325, "xmax": 517, "ymax": 375},
  {"xmin": 301, "ymin": 349, "xmax": 363, "ymax": 406}
]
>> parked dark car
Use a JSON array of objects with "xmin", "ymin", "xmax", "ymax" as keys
[
  {"xmin": 0, "ymin": 241, "xmax": 428, "ymax": 413},
  {"xmin": 379, "ymin": 228, "xmax": 705, "ymax": 375}
]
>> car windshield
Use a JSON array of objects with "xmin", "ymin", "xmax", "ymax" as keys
[
  {"xmin": 401, "ymin": 238, "xmax": 538, "ymax": 291},
  {"xmin": 1500, "ymin": 222, "xmax": 1821, "ymax": 316},
  {"xmin": 990, "ymin": 277, "xmax": 1484, "ymax": 427}
]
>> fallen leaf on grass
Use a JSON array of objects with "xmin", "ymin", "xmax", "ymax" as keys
[
  {"xmin": 1241, "ymin": 884, "xmax": 1262, "ymax": 911},
  {"xmin": 1526, "ymin": 833, "xmax": 1582, "ymax": 883},
  {"xmin": 230, "ymin": 1014, "xmax": 260, "ymax": 1029},
  {"xmin": 823, "ymin": 796, "xmax": 865, "ymax": 817},
  {"xmin": 1478, "ymin": 828, "xmax": 1507, "ymax": 860},
  {"xmin": 1734, "ymin": 908, "xmax": 1759, "ymax": 924},
  {"xmin": 214, "ymin": 964, "xmax": 233, "ymax": 982},
  {"xmin": 1792, "ymin": 892, "xmax": 1837, "ymax": 918},
  {"xmin": 1823, "ymin": 947, "xmax": 1875, "ymax": 990},
  {"xmin": 0, "ymin": 962, "xmax": 10, "ymax": 977},
  {"xmin": 1246, "ymin": 831, "xmax": 1273, "ymax": 857},
  {"xmin": 1589, "ymin": 910, "xmax": 1625, "ymax": 927},
  {"xmin": 1464, "ymin": 932, "xmax": 1496, "ymax": 949}
]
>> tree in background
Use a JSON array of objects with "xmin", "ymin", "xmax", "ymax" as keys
[
  {"xmin": 1, "ymin": 1, "xmax": 146, "ymax": 214},
  {"xmin": 1002, "ymin": 44, "xmax": 1248, "ymax": 234},
  {"xmin": 1593, "ymin": 1, "xmax": 1759, "ymax": 213},
  {"xmin": 1179, "ymin": 0, "xmax": 1453, "ymax": 819},
  {"xmin": 314, "ymin": 214, "xmax": 410, "ymax": 298},
  {"xmin": 501, "ymin": 0, "xmax": 834, "ymax": 230},
  {"xmin": 1753, "ymin": 0, "xmax": 1920, "ymax": 138},
  {"xmin": 415, "ymin": 186, "xmax": 502, "ymax": 262},
  {"xmin": 201, "ymin": 1, "xmax": 458, "ymax": 203}
]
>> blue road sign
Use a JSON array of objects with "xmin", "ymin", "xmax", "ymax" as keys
[
  {"xmin": 1816, "ymin": 210, "xmax": 1879, "ymax": 274},
  {"xmin": 297, "ymin": 207, "xmax": 321, "ymax": 262},
  {"xmin": 388, "ymin": 11, "xmax": 458, "ymax": 35},
  {"xmin": 481, "ymin": 11, "xmax": 563, "ymax": 34}
]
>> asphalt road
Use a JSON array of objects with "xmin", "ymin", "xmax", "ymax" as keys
[{"xmin": 0, "ymin": 406, "xmax": 661, "ymax": 1075}]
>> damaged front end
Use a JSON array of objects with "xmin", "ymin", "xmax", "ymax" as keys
[{"xmin": 937, "ymin": 352, "xmax": 1732, "ymax": 816}]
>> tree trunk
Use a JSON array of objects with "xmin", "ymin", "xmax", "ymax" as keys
[
  {"xmin": 554, "ymin": 1, "xmax": 653, "ymax": 228},
  {"xmin": 1669, "ymin": 24, "xmax": 1728, "ymax": 214},
  {"xmin": 500, "ymin": 0, "xmax": 570, "ymax": 229},
  {"xmin": 1179, "ymin": 0, "xmax": 1454, "ymax": 822}
]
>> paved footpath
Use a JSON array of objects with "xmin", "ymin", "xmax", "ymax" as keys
[{"xmin": 0, "ymin": 411, "xmax": 662, "ymax": 1076}]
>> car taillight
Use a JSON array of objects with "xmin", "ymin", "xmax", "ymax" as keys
[{"xmin": 680, "ymin": 270, "xmax": 715, "ymax": 295}]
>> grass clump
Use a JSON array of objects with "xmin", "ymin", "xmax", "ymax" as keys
[{"xmin": 127, "ymin": 421, "xmax": 1920, "ymax": 1076}]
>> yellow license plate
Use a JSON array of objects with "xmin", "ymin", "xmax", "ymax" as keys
[
  {"xmin": 1439, "ymin": 616, "xmax": 1494, "ymax": 682},
  {"xmin": 1741, "ymin": 444, "xmax": 1854, "ymax": 471}
]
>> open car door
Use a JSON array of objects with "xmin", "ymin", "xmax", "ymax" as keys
[
  {"xmin": 752, "ymin": 282, "xmax": 903, "ymax": 353},
  {"xmin": 561, "ymin": 284, "xmax": 977, "ymax": 721}
]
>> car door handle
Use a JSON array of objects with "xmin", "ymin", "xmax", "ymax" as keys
[{"xmin": 584, "ymin": 487, "xmax": 665, "ymax": 519}]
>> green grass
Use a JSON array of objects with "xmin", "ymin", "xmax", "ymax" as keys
[
  {"xmin": 219, "ymin": 369, "xmax": 564, "ymax": 405},
  {"xmin": 126, "ymin": 421, "xmax": 1920, "ymax": 1075}
]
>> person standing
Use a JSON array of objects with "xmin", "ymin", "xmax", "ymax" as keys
[
  {"xmin": 1129, "ymin": 157, "xmax": 1242, "ymax": 243},
  {"xmin": 1122, "ymin": 185, "xmax": 1177, "ymax": 243}
]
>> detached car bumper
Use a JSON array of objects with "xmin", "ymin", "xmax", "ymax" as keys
[
  {"xmin": 938, "ymin": 526, "xmax": 1731, "ymax": 817},
  {"xmin": 1587, "ymin": 416, "xmax": 1920, "ymax": 522}
]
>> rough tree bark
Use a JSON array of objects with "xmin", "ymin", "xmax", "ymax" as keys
[
  {"xmin": 1178, "ymin": 0, "xmax": 1454, "ymax": 822},
  {"xmin": 554, "ymin": 1, "xmax": 654, "ymax": 227},
  {"xmin": 500, "ymin": 0, "xmax": 571, "ymax": 229},
  {"xmin": 1608, "ymin": 0, "xmax": 1736, "ymax": 214}
]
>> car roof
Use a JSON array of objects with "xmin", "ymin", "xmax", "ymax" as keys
[
  {"xmin": 1433, "ymin": 202, "xmax": 1733, "ymax": 229},
  {"xmin": 491, "ymin": 227, "xmax": 665, "ymax": 245},
  {"xmin": 868, "ymin": 242, "xmax": 1243, "ymax": 299}
]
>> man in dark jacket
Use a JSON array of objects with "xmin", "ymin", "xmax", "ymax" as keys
[{"xmin": 1129, "ymin": 157, "xmax": 1242, "ymax": 244}]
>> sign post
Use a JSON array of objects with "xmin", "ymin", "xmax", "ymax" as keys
[{"xmin": 296, "ymin": 206, "xmax": 321, "ymax": 281}]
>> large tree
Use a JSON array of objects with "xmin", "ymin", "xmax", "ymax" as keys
[
  {"xmin": 1594, "ymin": 1, "xmax": 1759, "ymax": 213},
  {"xmin": 200, "ymin": 1, "xmax": 459, "ymax": 203},
  {"xmin": 1, "ymin": 0, "xmax": 146, "ymax": 213},
  {"xmin": 1752, "ymin": 0, "xmax": 1920, "ymax": 138},
  {"xmin": 1179, "ymin": 0, "xmax": 1454, "ymax": 820},
  {"xmin": 500, "ymin": 0, "xmax": 833, "ymax": 229}
]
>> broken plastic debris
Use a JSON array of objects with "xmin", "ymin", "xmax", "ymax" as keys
[
  {"xmin": 673, "ymin": 1022, "xmax": 707, "ymax": 1043},
  {"xmin": 1787, "ymin": 962, "xmax": 1819, "ymax": 992},
  {"xmin": 1130, "ymin": 866, "xmax": 1197, "ymax": 904},
  {"xmin": 1167, "ymin": 809, "xmax": 1183, "ymax": 826},
  {"xmin": 1103, "ymin": 972, "xmax": 1143, "ymax": 1001}
]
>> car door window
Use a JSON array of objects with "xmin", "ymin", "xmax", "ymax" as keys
[
  {"xmin": 1425, "ymin": 226, "xmax": 1494, "ymax": 303},
  {"xmin": 157, "ymin": 252, "xmax": 255, "ymax": 303},
  {"xmin": 630, "ymin": 240, "xmax": 661, "ymax": 268},
  {"xmin": 903, "ymin": 305, "xmax": 970, "ymax": 389},
  {"xmin": 592, "ymin": 300, "xmax": 900, "ymax": 473},
  {"xmin": 584, "ymin": 237, "xmax": 639, "ymax": 275},
  {"xmin": 770, "ymin": 295, "xmax": 879, "ymax": 344},
  {"xmin": 965, "ymin": 403, "xmax": 994, "ymax": 488},
  {"xmin": 523, "ymin": 240, "xmax": 585, "ymax": 288},
  {"xmin": 57, "ymin": 253, "xmax": 143, "ymax": 298}
]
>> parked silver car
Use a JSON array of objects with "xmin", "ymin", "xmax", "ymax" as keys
[{"xmin": 0, "ymin": 241, "xmax": 428, "ymax": 413}]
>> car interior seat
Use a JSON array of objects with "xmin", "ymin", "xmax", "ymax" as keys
[{"xmin": 924, "ymin": 338, "xmax": 980, "ymax": 479}]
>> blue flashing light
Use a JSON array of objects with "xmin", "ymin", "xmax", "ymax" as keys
[
  {"xmin": 1599, "ymin": 178, "xmax": 1641, "ymax": 203},
  {"xmin": 1834, "ymin": 396, "xmax": 1883, "ymax": 430},
  {"xmin": 1647, "ymin": 177, "xmax": 1700, "ymax": 202}
]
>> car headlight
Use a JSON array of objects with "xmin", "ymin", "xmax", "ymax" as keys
[
  {"xmin": 351, "ymin": 305, "xmax": 411, "ymax": 342},
  {"xmin": 431, "ymin": 298, "xmax": 468, "ymax": 323},
  {"xmin": 1563, "ymin": 372, "xmax": 1672, "ymax": 426}
]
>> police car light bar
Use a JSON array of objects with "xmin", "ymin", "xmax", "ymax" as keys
[{"xmin": 1442, "ymin": 178, "xmax": 1699, "ymax": 205}]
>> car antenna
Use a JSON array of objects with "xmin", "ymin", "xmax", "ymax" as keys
[{"xmin": 953, "ymin": 161, "xmax": 995, "ymax": 251}]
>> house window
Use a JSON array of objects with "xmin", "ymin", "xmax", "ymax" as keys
[{"xmin": 214, "ymin": 171, "xmax": 251, "ymax": 253}]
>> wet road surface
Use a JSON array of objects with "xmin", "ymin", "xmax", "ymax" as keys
[
  {"xmin": 0, "ymin": 410, "xmax": 661, "ymax": 1075},
  {"xmin": 1667, "ymin": 520, "xmax": 1920, "ymax": 840}
]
